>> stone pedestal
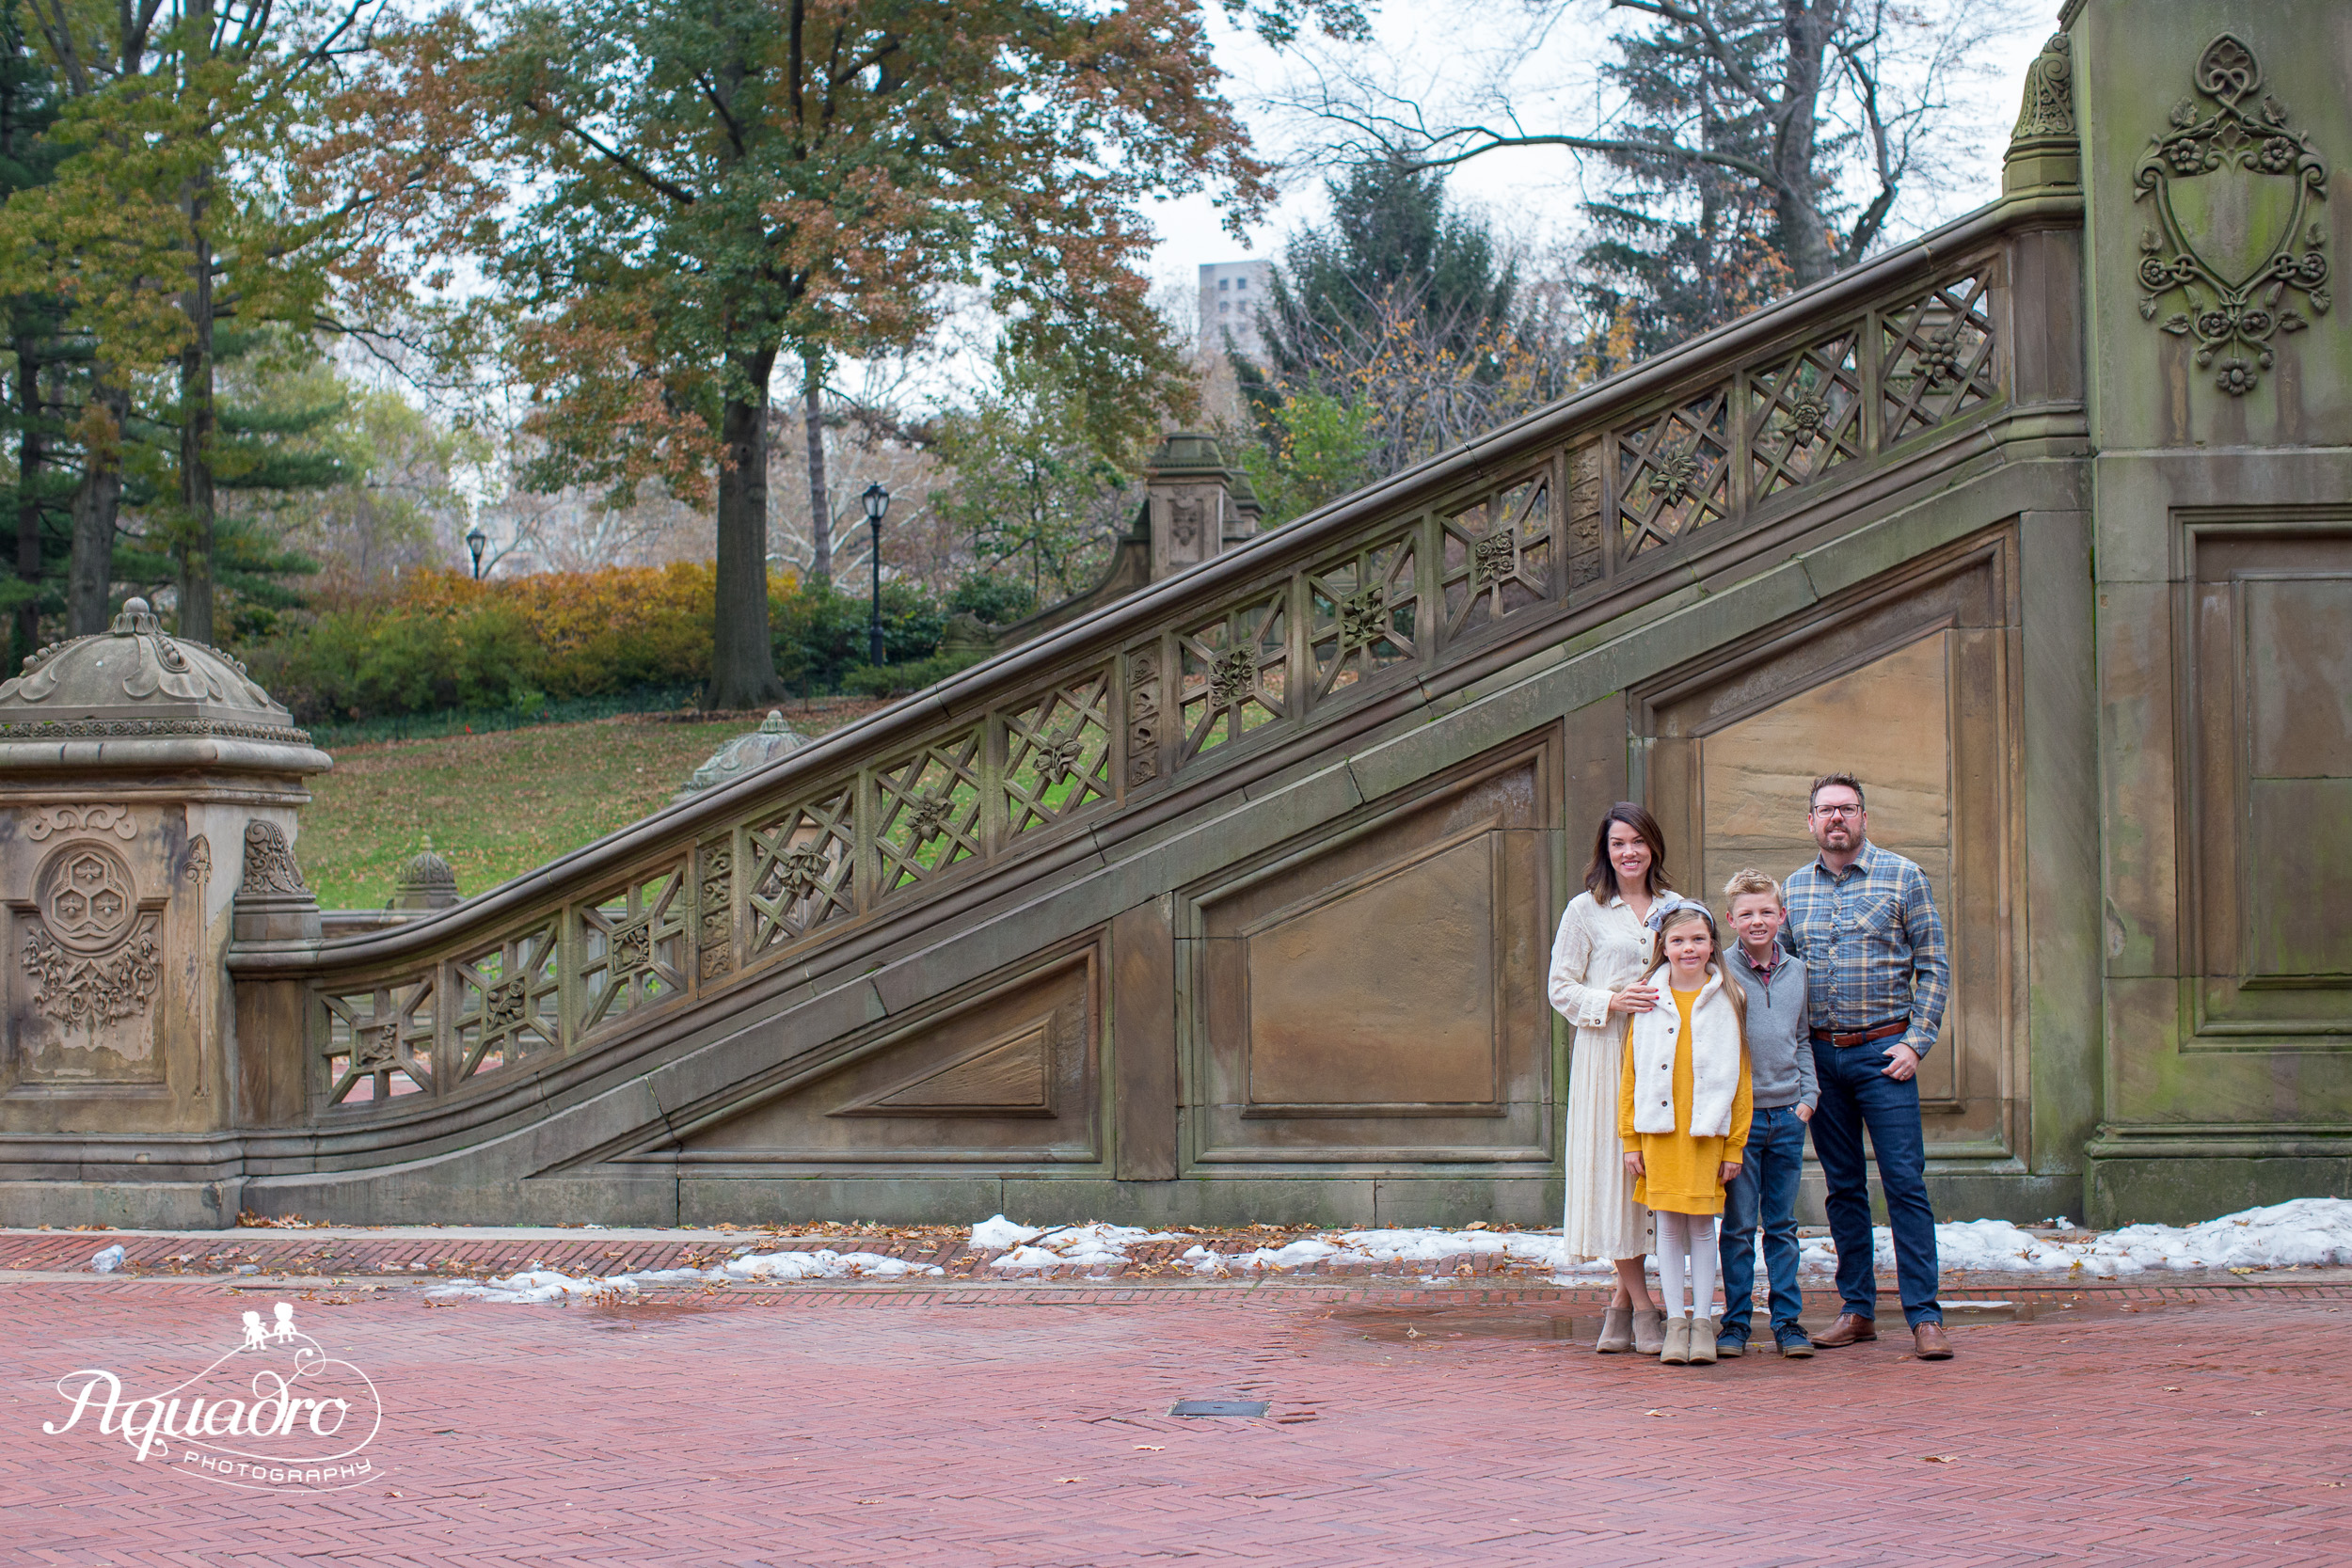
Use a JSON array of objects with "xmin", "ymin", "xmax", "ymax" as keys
[
  {"xmin": 0, "ymin": 599, "xmax": 328, "ymax": 1225},
  {"xmin": 1144, "ymin": 433, "xmax": 1263, "ymax": 580}
]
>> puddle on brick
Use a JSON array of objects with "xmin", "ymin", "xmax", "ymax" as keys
[
  {"xmin": 580, "ymin": 1302, "xmax": 721, "ymax": 1333},
  {"xmin": 1327, "ymin": 1296, "xmax": 2195, "ymax": 1345}
]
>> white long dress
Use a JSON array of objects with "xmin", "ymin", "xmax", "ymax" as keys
[{"xmin": 1548, "ymin": 891, "xmax": 1659, "ymax": 1262}]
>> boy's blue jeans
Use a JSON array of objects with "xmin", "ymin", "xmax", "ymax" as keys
[{"xmin": 1718, "ymin": 1103, "xmax": 1808, "ymax": 1344}]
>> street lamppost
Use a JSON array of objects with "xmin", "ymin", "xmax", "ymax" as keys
[
  {"xmin": 862, "ymin": 483, "xmax": 890, "ymax": 665},
  {"xmin": 465, "ymin": 523, "xmax": 488, "ymax": 579}
]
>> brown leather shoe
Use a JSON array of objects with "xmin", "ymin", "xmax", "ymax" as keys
[
  {"xmin": 1913, "ymin": 1322, "xmax": 1953, "ymax": 1360},
  {"xmin": 1813, "ymin": 1312, "xmax": 1878, "ymax": 1347}
]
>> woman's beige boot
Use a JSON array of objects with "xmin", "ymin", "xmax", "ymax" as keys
[
  {"xmin": 1632, "ymin": 1307, "xmax": 1667, "ymax": 1355},
  {"xmin": 1658, "ymin": 1315, "xmax": 1692, "ymax": 1365},
  {"xmin": 1594, "ymin": 1306, "xmax": 1635, "ymax": 1354},
  {"xmin": 1687, "ymin": 1316, "xmax": 1718, "ymax": 1365}
]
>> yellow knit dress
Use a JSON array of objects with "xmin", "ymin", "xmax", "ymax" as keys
[{"xmin": 1617, "ymin": 984, "xmax": 1754, "ymax": 1217}]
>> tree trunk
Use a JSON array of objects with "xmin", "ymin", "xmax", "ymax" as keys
[
  {"xmin": 709, "ymin": 348, "xmax": 787, "ymax": 709},
  {"xmin": 176, "ymin": 305, "xmax": 217, "ymax": 644},
  {"xmin": 175, "ymin": 15, "xmax": 218, "ymax": 646},
  {"xmin": 15, "ymin": 341, "xmax": 42, "ymax": 657},
  {"xmin": 803, "ymin": 352, "xmax": 831, "ymax": 588},
  {"xmin": 1771, "ymin": 0, "xmax": 1836, "ymax": 288},
  {"xmin": 67, "ymin": 383, "xmax": 125, "ymax": 636}
]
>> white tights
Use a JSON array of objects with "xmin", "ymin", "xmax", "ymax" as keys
[{"xmin": 1655, "ymin": 1210, "xmax": 1718, "ymax": 1320}]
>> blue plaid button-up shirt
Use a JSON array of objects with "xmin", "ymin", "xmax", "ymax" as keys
[{"xmin": 1780, "ymin": 840, "xmax": 1950, "ymax": 1058}]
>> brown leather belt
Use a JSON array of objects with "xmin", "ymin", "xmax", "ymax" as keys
[{"xmin": 1811, "ymin": 1020, "xmax": 1910, "ymax": 1048}]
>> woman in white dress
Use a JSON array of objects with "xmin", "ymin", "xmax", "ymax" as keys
[{"xmin": 1548, "ymin": 802, "xmax": 1687, "ymax": 1354}]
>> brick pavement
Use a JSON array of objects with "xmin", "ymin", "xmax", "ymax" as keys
[{"xmin": 4, "ymin": 1275, "xmax": 2350, "ymax": 1566}]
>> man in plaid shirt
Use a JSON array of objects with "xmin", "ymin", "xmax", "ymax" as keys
[{"xmin": 1782, "ymin": 772, "xmax": 1953, "ymax": 1361}]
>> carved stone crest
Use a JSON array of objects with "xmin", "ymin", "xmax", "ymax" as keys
[
  {"xmin": 21, "ymin": 840, "xmax": 162, "ymax": 1035},
  {"xmin": 2133, "ymin": 35, "xmax": 2329, "ymax": 395}
]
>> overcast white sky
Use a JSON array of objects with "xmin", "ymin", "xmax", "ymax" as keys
[{"xmin": 1143, "ymin": 0, "xmax": 2059, "ymax": 294}]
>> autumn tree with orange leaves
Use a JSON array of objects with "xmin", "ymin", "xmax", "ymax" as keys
[{"xmin": 404, "ymin": 0, "xmax": 1271, "ymax": 708}]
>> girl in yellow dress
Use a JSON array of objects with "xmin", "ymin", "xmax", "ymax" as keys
[{"xmin": 1619, "ymin": 904, "xmax": 1753, "ymax": 1366}]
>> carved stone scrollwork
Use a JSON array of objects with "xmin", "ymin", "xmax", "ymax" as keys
[
  {"xmin": 2010, "ymin": 33, "xmax": 2074, "ymax": 142},
  {"xmin": 2133, "ymin": 34, "xmax": 2329, "ymax": 396},
  {"xmin": 1126, "ymin": 648, "xmax": 1160, "ymax": 786},
  {"xmin": 24, "ymin": 804, "xmax": 138, "ymax": 843},
  {"xmin": 697, "ymin": 844, "xmax": 734, "ymax": 980},
  {"xmin": 185, "ymin": 834, "xmax": 211, "ymax": 887},
  {"xmin": 24, "ymin": 927, "xmax": 161, "ymax": 1027},
  {"xmin": 240, "ymin": 820, "xmax": 310, "ymax": 896}
]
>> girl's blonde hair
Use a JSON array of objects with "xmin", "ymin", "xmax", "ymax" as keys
[{"xmin": 1642, "ymin": 904, "xmax": 1748, "ymax": 1033}]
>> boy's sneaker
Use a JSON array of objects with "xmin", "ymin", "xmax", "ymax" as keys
[
  {"xmin": 1777, "ymin": 1336, "xmax": 1816, "ymax": 1359},
  {"xmin": 1714, "ymin": 1332, "xmax": 1747, "ymax": 1358}
]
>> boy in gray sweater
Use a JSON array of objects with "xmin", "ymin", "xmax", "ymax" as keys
[{"xmin": 1716, "ymin": 869, "xmax": 1820, "ymax": 1358}]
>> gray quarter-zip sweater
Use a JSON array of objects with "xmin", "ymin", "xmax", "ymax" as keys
[{"xmin": 1728, "ymin": 943, "xmax": 1819, "ymax": 1112}]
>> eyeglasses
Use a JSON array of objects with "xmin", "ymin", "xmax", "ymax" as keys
[{"xmin": 1811, "ymin": 803, "xmax": 1863, "ymax": 819}]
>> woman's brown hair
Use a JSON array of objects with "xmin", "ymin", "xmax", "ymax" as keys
[
  {"xmin": 1583, "ymin": 801, "xmax": 1674, "ymax": 901},
  {"xmin": 1641, "ymin": 905, "xmax": 1748, "ymax": 1034}
]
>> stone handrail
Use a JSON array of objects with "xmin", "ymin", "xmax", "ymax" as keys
[{"xmin": 230, "ymin": 190, "xmax": 2080, "ymax": 1120}]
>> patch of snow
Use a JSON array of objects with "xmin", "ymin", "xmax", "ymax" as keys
[
  {"xmin": 988, "ymin": 1222, "xmax": 1184, "ymax": 1271},
  {"xmin": 726, "ymin": 1249, "xmax": 945, "ymax": 1281},
  {"xmin": 435, "ymin": 1248, "xmax": 945, "ymax": 1303},
  {"xmin": 1795, "ymin": 1197, "xmax": 2352, "ymax": 1278},
  {"xmin": 970, "ymin": 1215, "xmax": 1041, "ymax": 1250}
]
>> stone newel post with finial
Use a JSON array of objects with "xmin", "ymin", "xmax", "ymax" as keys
[{"xmin": 0, "ymin": 597, "xmax": 329, "ymax": 1227}]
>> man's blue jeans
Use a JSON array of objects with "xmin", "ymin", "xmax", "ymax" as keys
[
  {"xmin": 1808, "ymin": 1040, "xmax": 1942, "ymax": 1328},
  {"xmin": 1719, "ymin": 1103, "xmax": 1807, "ymax": 1344}
]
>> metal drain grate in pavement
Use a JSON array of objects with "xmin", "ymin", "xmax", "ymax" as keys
[{"xmin": 1168, "ymin": 1400, "xmax": 1268, "ymax": 1418}]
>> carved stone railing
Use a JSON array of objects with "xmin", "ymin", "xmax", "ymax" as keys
[{"xmin": 230, "ymin": 194, "xmax": 2077, "ymax": 1121}]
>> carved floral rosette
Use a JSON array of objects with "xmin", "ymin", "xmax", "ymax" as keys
[{"xmin": 2132, "ymin": 34, "xmax": 2330, "ymax": 395}]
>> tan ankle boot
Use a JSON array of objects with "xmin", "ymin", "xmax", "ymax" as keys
[
  {"xmin": 1688, "ymin": 1316, "xmax": 1718, "ymax": 1365},
  {"xmin": 1658, "ymin": 1315, "xmax": 1692, "ymax": 1365},
  {"xmin": 1632, "ymin": 1307, "xmax": 1667, "ymax": 1355},
  {"xmin": 1594, "ymin": 1305, "xmax": 1635, "ymax": 1354}
]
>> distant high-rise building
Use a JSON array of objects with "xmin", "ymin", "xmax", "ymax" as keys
[{"xmin": 1198, "ymin": 261, "xmax": 1273, "ymax": 366}]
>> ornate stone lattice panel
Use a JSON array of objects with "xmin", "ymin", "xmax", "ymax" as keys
[
  {"xmin": 1175, "ymin": 594, "xmax": 1288, "ymax": 766},
  {"xmin": 1880, "ymin": 271, "xmax": 1998, "ymax": 442},
  {"xmin": 1307, "ymin": 533, "xmax": 1420, "ymax": 704},
  {"xmin": 322, "ymin": 977, "xmax": 435, "ymax": 1106},
  {"xmin": 747, "ymin": 786, "xmax": 857, "ymax": 955},
  {"xmin": 577, "ymin": 863, "xmax": 690, "ymax": 1033},
  {"xmin": 450, "ymin": 923, "xmax": 562, "ymax": 1082},
  {"xmin": 2132, "ymin": 34, "xmax": 2329, "ymax": 396},
  {"xmin": 875, "ymin": 730, "xmax": 986, "ymax": 895},
  {"xmin": 1750, "ymin": 330, "xmax": 1865, "ymax": 499},
  {"xmin": 1439, "ymin": 474, "xmax": 1554, "ymax": 641},
  {"xmin": 1003, "ymin": 671, "xmax": 1114, "ymax": 838},
  {"xmin": 1616, "ymin": 388, "xmax": 1732, "ymax": 561}
]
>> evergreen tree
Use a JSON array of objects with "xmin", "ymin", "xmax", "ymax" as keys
[
  {"xmin": 1578, "ymin": 3, "xmax": 1792, "ymax": 362},
  {"xmin": 1255, "ymin": 153, "xmax": 1521, "ymax": 382},
  {"xmin": 0, "ymin": 3, "xmax": 72, "ymax": 663}
]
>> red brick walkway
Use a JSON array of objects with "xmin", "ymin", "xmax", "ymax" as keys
[{"xmin": 6, "ymin": 1277, "xmax": 2350, "ymax": 1566}]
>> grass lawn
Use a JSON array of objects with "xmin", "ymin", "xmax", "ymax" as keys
[{"xmin": 298, "ymin": 700, "xmax": 884, "ymax": 911}]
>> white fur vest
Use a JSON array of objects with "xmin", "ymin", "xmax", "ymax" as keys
[{"xmin": 1627, "ymin": 967, "xmax": 1745, "ymax": 1137}]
